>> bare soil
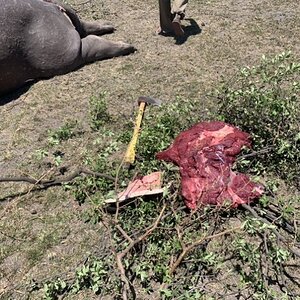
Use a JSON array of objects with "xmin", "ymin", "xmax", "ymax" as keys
[{"xmin": 0, "ymin": 0, "xmax": 299, "ymax": 299}]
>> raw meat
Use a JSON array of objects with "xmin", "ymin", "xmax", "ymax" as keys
[{"xmin": 156, "ymin": 121, "xmax": 264, "ymax": 209}]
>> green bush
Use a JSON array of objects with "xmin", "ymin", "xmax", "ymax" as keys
[{"xmin": 216, "ymin": 52, "xmax": 300, "ymax": 186}]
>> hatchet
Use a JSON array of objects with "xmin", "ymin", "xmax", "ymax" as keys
[{"xmin": 124, "ymin": 96, "xmax": 162, "ymax": 165}]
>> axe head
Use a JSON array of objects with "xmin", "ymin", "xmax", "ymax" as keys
[{"xmin": 138, "ymin": 96, "xmax": 162, "ymax": 106}]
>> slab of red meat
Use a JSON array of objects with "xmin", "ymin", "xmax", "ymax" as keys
[{"xmin": 156, "ymin": 121, "xmax": 264, "ymax": 209}]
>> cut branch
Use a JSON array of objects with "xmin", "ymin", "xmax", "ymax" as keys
[
  {"xmin": 0, "ymin": 167, "xmax": 114, "ymax": 188},
  {"xmin": 169, "ymin": 225, "xmax": 242, "ymax": 275}
]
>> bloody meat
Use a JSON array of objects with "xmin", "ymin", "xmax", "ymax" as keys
[{"xmin": 156, "ymin": 121, "xmax": 264, "ymax": 209}]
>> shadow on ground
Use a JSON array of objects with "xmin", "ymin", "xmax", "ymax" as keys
[
  {"xmin": 175, "ymin": 18, "xmax": 202, "ymax": 45},
  {"xmin": 0, "ymin": 83, "xmax": 34, "ymax": 106}
]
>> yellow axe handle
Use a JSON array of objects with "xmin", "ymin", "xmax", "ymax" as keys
[{"xmin": 124, "ymin": 101, "xmax": 146, "ymax": 164}]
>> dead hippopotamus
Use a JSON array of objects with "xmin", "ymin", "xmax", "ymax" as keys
[{"xmin": 0, "ymin": 0, "xmax": 136, "ymax": 95}]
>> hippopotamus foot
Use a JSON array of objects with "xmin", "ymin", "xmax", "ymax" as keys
[
  {"xmin": 81, "ymin": 36, "xmax": 136, "ymax": 63},
  {"xmin": 81, "ymin": 21, "xmax": 115, "ymax": 36}
]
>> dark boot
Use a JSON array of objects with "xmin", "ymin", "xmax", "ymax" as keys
[{"xmin": 172, "ymin": 13, "xmax": 184, "ymax": 36}]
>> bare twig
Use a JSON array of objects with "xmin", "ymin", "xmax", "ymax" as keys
[
  {"xmin": 253, "ymin": 206, "xmax": 295, "ymax": 235},
  {"xmin": 0, "ymin": 167, "xmax": 114, "ymax": 187},
  {"xmin": 0, "ymin": 167, "xmax": 55, "ymax": 218},
  {"xmin": 115, "ymin": 225, "xmax": 134, "ymax": 244},
  {"xmin": 263, "ymin": 232, "xmax": 269, "ymax": 253},
  {"xmin": 117, "ymin": 204, "xmax": 166, "ymax": 259},
  {"xmin": 236, "ymin": 146, "xmax": 274, "ymax": 161},
  {"xmin": 170, "ymin": 225, "xmax": 242, "ymax": 274},
  {"xmin": 114, "ymin": 204, "xmax": 166, "ymax": 300},
  {"xmin": 0, "ymin": 228, "xmax": 27, "ymax": 241},
  {"xmin": 114, "ymin": 157, "xmax": 127, "ymax": 223},
  {"xmin": 77, "ymin": 0, "xmax": 92, "ymax": 5}
]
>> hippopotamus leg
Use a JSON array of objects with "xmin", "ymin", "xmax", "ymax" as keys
[
  {"xmin": 0, "ymin": 0, "xmax": 136, "ymax": 95},
  {"xmin": 80, "ymin": 21, "xmax": 115, "ymax": 36},
  {"xmin": 42, "ymin": 0, "xmax": 134, "ymax": 64},
  {"xmin": 46, "ymin": 0, "xmax": 115, "ymax": 37},
  {"xmin": 80, "ymin": 36, "xmax": 135, "ymax": 64}
]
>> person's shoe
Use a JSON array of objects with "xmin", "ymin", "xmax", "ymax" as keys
[
  {"xmin": 156, "ymin": 26, "xmax": 173, "ymax": 36},
  {"xmin": 172, "ymin": 14, "xmax": 184, "ymax": 36}
]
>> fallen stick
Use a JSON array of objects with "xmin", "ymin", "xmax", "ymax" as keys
[{"xmin": 0, "ymin": 167, "xmax": 114, "ymax": 187}]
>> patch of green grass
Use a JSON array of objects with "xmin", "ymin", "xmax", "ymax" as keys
[
  {"xmin": 48, "ymin": 120, "xmax": 79, "ymax": 146},
  {"xmin": 40, "ymin": 53, "xmax": 300, "ymax": 300},
  {"xmin": 89, "ymin": 92, "xmax": 111, "ymax": 131},
  {"xmin": 44, "ymin": 278, "xmax": 67, "ymax": 300}
]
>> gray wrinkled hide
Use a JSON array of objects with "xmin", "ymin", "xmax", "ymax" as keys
[{"xmin": 0, "ymin": 0, "xmax": 135, "ymax": 95}]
